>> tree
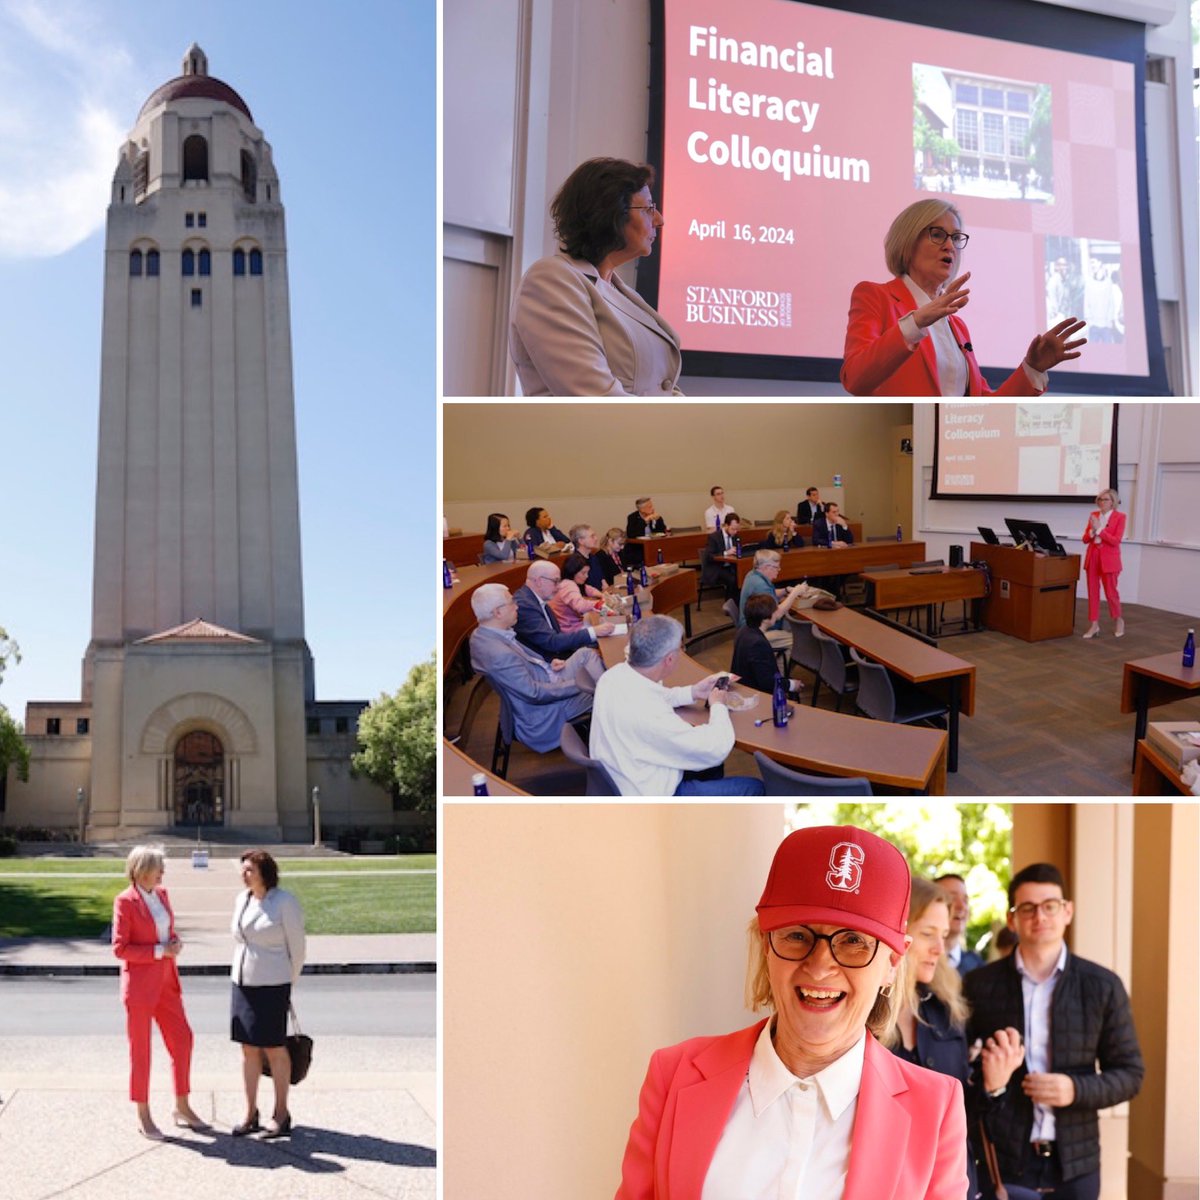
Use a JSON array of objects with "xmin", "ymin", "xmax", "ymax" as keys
[
  {"xmin": 352, "ymin": 654, "xmax": 436, "ymax": 812},
  {"xmin": 0, "ymin": 626, "xmax": 19, "ymax": 686},
  {"xmin": 0, "ymin": 625, "xmax": 29, "ymax": 784}
]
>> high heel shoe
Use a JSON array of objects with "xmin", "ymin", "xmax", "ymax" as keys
[
  {"xmin": 137, "ymin": 1123, "xmax": 165, "ymax": 1141},
  {"xmin": 173, "ymin": 1111, "xmax": 212, "ymax": 1132},
  {"xmin": 1114, "ymin": 619, "xmax": 1125, "ymax": 638},
  {"xmin": 1082, "ymin": 624, "xmax": 1101, "ymax": 639},
  {"xmin": 260, "ymin": 1113, "xmax": 292, "ymax": 1139},
  {"xmin": 231, "ymin": 1110, "xmax": 261, "ymax": 1137}
]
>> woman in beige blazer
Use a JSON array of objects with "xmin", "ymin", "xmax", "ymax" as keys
[{"xmin": 509, "ymin": 158, "xmax": 682, "ymax": 397}]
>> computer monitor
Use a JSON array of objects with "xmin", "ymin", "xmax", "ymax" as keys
[
  {"xmin": 1004, "ymin": 518, "xmax": 1065, "ymax": 555},
  {"xmin": 976, "ymin": 527, "xmax": 1001, "ymax": 546}
]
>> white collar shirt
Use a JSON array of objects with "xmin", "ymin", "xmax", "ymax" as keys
[
  {"xmin": 702, "ymin": 1022, "xmax": 864, "ymax": 1200},
  {"xmin": 1015, "ymin": 943, "xmax": 1068, "ymax": 1142},
  {"xmin": 947, "ymin": 943, "xmax": 962, "ymax": 969},
  {"xmin": 588, "ymin": 661, "xmax": 734, "ymax": 796},
  {"xmin": 704, "ymin": 503, "xmax": 733, "ymax": 530},
  {"xmin": 1095, "ymin": 509, "xmax": 1112, "ymax": 532},
  {"xmin": 137, "ymin": 884, "xmax": 171, "ymax": 950}
]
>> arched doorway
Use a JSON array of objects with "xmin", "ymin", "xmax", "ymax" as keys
[{"xmin": 173, "ymin": 730, "xmax": 225, "ymax": 826}]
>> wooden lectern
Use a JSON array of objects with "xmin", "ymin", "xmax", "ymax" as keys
[{"xmin": 969, "ymin": 542, "xmax": 1080, "ymax": 642}]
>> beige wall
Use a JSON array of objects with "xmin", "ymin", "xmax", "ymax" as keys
[
  {"xmin": 444, "ymin": 803, "xmax": 785, "ymax": 1200},
  {"xmin": 443, "ymin": 402, "xmax": 913, "ymax": 538}
]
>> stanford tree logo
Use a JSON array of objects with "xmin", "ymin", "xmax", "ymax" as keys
[{"xmin": 826, "ymin": 842, "xmax": 864, "ymax": 893}]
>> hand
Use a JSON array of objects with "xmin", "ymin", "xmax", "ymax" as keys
[
  {"xmin": 692, "ymin": 672, "xmax": 737, "ymax": 701},
  {"xmin": 593, "ymin": 622, "xmax": 615, "ymax": 637},
  {"xmin": 912, "ymin": 272, "xmax": 971, "ymax": 328},
  {"xmin": 163, "ymin": 937, "xmax": 182, "ymax": 958},
  {"xmin": 831, "ymin": 541, "xmax": 847, "ymax": 550},
  {"xmin": 550, "ymin": 658, "xmax": 566, "ymax": 671},
  {"xmin": 1022, "ymin": 1072, "xmax": 1075, "ymax": 1107},
  {"xmin": 981, "ymin": 1027, "xmax": 1024, "ymax": 1093},
  {"xmin": 1025, "ymin": 317, "xmax": 1087, "ymax": 372}
]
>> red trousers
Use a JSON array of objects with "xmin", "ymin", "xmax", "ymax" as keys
[
  {"xmin": 125, "ymin": 984, "xmax": 194, "ymax": 1102},
  {"xmin": 1085, "ymin": 559, "xmax": 1122, "ymax": 622}
]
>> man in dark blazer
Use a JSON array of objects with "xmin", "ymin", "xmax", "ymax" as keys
[
  {"xmin": 513, "ymin": 560, "xmax": 615, "ymax": 663},
  {"xmin": 936, "ymin": 873, "xmax": 986, "ymax": 976},
  {"xmin": 624, "ymin": 496, "xmax": 669, "ymax": 568},
  {"xmin": 964, "ymin": 863, "xmax": 1143, "ymax": 1199},
  {"xmin": 702, "ymin": 512, "xmax": 742, "ymax": 600},
  {"xmin": 812, "ymin": 501, "xmax": 855, "ymax": 547},
  {"xmin": 796, "ymin": 486, "xmax": 826, "ymax": 526}
]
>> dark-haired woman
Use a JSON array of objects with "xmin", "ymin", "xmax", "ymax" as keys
[
  {"xmin": 230, "ymin": 850, "xmax": 306, "ymax": 1139},
  {"xmin": 482, "ymin": 512, "xmax": 522, "ymax": 563},
  {"xmin": 731, "ymin": 592, "xmax": 805, "ymax": 697},
  {"xmin": 549, "ymin": 552, "xmax": 607, "ymax": 634},
  {"xmin": 509, "ymin": 157, "xmax": 682, "ymax": 396}
]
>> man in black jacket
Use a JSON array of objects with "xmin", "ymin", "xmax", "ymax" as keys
[{"xmin": 964, "ymin": 863, "xmax": 1143, "ymax": 1199}]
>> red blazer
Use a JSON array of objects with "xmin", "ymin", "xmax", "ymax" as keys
[
  {"xmin": 615, "ymin": 1020, "xmax": 966, "ymax": 1200},
  {"xmin": 841, "ymin": 279, "xmax": 1044, "ymax": 398},
  {"xmin": 1082, "ymin": 509, "xmax": 1125, "ymax": 573},
  {"xmin": 112, "ymin": 884, "xmax": 181, "ymax": 1007}
]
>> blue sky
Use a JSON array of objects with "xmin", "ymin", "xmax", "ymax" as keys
[{"xmin": 0, "ymin": 0, "xmax": 434, "ymax": 720}]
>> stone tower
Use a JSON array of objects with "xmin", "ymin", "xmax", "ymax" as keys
[{"xmin": 85, "ymin": 46, "xmax": 311, "ymax": 838}]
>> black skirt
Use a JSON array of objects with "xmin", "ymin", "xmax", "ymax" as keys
[{"xmin": 231, "ymin": 982, "xmax": 291, "ymax": 1047}]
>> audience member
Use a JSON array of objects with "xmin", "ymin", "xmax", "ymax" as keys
[
  {"xmin": 549, "ymin": 552, "xmax": 606, "ymax": 633},
  {"xmin": 468, "ymin": 583, "xmax": 600, "ymax": 752},
  {"xmin": 513, "ymin": 561, "xmax": 614, "ymax": 663},
  {"xmin": 625, "ymin": 496, "xmax": 668, "ymax": 540},
  {"xmin": 731, "ymin": 592, "xmax": 804, "ymax": 696},
  {"xmin": 482, "ymin": 513, "xmax": 522, "ymax": 563},
  {"xmin": 589, "ymin": 615, "xmax": 765, "ymax": 796},
  {"xmin": 764, "ymin": 509, "xmax": 803, "ymax": 550},
  {"xmin": 964, "ymin": 862, "xmax": 1144, "ymax": 1199},
  {"xmin": 569, "ymin": 523, "xmax": 607, "ymax": 591},
  {"xmin": 703, "ymin": 485, "xmax": 735, "ymax": 532},
  {"xmin": 702, "ymin": 512, "xmax": 743, "ymax": 600},
  {"xmin": 523, "ymin": 506, "xmax": 571, "ymax": 552},
  {"xmin": 597, "ymin": 528, "xmax": 627, "ymax": 587},
  {"xmin": 813, "ymin": 501, "xmax": 855, "ymax": 547},
  {"xmin": 737, "ymin": 549, "xmax": 807, "ymax": 649},
  {"xmin": 936, "ymin": 873, "xmax": 984, "ymax": 977},
  {"xmin": 796, "ymin": 487, "xmax": 826, "ymax": 525}
]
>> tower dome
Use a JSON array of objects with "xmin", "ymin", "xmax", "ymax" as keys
[{"xmin": 137, "ymin": 43, "xmax": 253, "ymax": 122}]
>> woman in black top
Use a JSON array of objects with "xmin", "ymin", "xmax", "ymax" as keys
[{"xmin": 730, "ymin": 592, "xmax": 804, "ymax": 696}]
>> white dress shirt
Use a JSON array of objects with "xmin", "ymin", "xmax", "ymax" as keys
[
  {"xmin": 137, "ymin": 885, "xmax": 171, "ymax": 958},
  {"xmin": 703, "ymin": 1021, "xmax": 864, "ymax": 1200},
  {"xmin": 589, "ymin": 661, "xmax": 734, "ymax": 796},
  {"xmin": 1015, "ymin": 943, "xmax": 1068, "ymax": 1142},
  {"xmin": 898, "ymin": 274, "xmax": 1048, "ymax": 396},
  {"xmin": 231, "ymin": 887, "xmax": 307, "ymax": 986},
  {"xmin": 704, "ymin": 503, "xmax": 734, "ymax": 530}
]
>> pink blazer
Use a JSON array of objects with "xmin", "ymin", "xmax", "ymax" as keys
[
  {"xmin": 1082, "ymin": 508, "xmax": 1125, "ymax": 573},
  {"xmin": 615, "ymin": 1020, "xmax": 966, "ymax": 1200},
  {"xmin": 841, "ymin": 279, "xmax": 1044, "ymax": 398},
  {"xmin": 112, "ymin": 885, "xmax": 182, "ymax": 1007}
]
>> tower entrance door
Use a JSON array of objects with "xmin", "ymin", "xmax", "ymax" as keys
[{"xmin": 173, "ymin": 730, "xmax": 225, "ymax": 826}]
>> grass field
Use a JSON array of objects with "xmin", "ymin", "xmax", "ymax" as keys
[{"xmin": 0, "ymin": 855, "xmax": 436, "ymax": 937}]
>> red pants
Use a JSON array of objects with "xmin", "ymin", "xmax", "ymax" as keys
[
  {"xmin": 125, "ymin": 985, "xmax": 194, "ymax": 1102},
  {"xmin": 1086, "ymin": 559, "xmax": 1122, "ymax": 622}
]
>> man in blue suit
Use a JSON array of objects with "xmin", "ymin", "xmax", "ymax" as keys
[
  {"xmin": 468, "ymin": 583, "xmax": 600, "ymax": 753},
  {"xmin": 514, "ymin": 560, "xmax": 616, "ymax": 663},
  {"xmin": 936, "ymin": 873, "xmax": 985, "ymax": 976}
]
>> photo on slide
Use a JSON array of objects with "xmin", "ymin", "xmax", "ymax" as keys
[
  {"xmin": 912, "ymin": 64, "xmax": 1053, "ymax": 203},
  {"xmin": 1044, "ymin": 234, "xmax": 1124, "ymax": 344}
]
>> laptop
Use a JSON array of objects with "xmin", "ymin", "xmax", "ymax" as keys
[{"xmin": 977, "ymin": 526, "xmax": 1000, "ymax": 545}]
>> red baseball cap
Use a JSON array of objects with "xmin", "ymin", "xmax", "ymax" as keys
[{"xmin": 756, "ymin": 825, "xmax": 911, "ymax": 954}]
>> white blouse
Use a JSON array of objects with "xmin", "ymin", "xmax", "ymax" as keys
[{"xmin": 137, "ymin": 885, "xmax": 171, "ymax": 958}]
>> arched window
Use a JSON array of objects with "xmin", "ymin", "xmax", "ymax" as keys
[
  {"xmin": 249, "ymin": 249, "xmax": 263, "ymax": 276},
  {"xmin": 198, "ymin": 249, "xmax": 211, "ymax": 276},
  {"xmin": 233, "ymin": 248, "xmax": 246, "ymax": 276},
  {"xmin": 129, "ymin": 250, "xmax": 143, "ymax": 276},
  {"xmin": 240, "ymin": 150, "xmax": 257, "ymax": 203},
  {"xmin": 182, "ymin": 249, "xmax": 195, "ymax": 276},
  {"xmin": 146, "ymin": 249, "xmax": 160, "ymax": 277},
  {"xmin": 182, "ymin": 134, "xmax": 208, "ymax": 182}
]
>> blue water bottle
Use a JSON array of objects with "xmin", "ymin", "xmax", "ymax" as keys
[
  {"xmin": 640, "ymin": 564, "xmax": 649, "ymax": 587},
  {"xmin": 734, "ymin": 536, "xmax": 742, "ymax": 558},
  {"xmin": 525, "ymin": 536, "xmax": 536, "ymax": 560},
  {"xmin": 442, "ymin": 559, "xmax": 453, "ymax": 589},
  {"xmin": 772, "ymin": 673, "xmax": 789, "ymax": 727},
  {"xmin": 896, "ymin": 524, "xmax": 903, "ymax": 542},
  {"xmin": 714, "ymin": 514, "xmax": 722, "ymax": 533},
  {"xmin": 626, "ymin": 569, "xmax": 636, "ymax": 595},
  {"xmin": 656, "ymin": 547, "xmax": 664, "ymax": 565},
  {"xmin": 1184, "ymin": 628, "xmax": 1196, "ymax": 669},
  {"xmin": 471, "ymin": 772, "xmax": 489, "ymax": 796},
  {"xmin": 631, "ymin": 595, "xmax": 642, "ymax": 623}
]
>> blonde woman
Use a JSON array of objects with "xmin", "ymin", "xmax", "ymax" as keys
[
  {"xmin": 881, "ymin": 877, "xmax": 1023, "ymax": 1199},
  {"xmin": 111, "ymin": 845, "xmax": 209, "ymax": 1139},
  {"xmin": 764, "ymin": 509, "xmax": 803, "ymax": 550},
  {"xmin": 1081, "ymin": 487, "xmax": 1126, "ymax": 638}
]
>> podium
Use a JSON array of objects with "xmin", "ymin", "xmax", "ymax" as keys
[{"xmin": 969, "ymin": 542, "xmax": 1080, "ymax": 642}]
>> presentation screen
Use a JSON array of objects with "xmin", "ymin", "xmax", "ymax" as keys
[
  {"xmin": 645, "ymin": 0, "xmax": 1165, "ymax": 393},
  {"xmin": 931, "ymin": 402, "xmax": 1118, "ymax": 501}
]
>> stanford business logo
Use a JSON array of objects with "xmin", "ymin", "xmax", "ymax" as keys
[
  {"xmin": 826, "ymin": 842, "xmax": 864, "ymax": 893},
  {"xmin": 684, "ymin": 284, "xmax": 792, "ymax": 328}
]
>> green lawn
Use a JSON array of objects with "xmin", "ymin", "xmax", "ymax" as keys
[
  {"xmin": 0, "ymin": 853, "xmax": 435, "ymax": 875},
  {"xmin": 288, "ymin": 874, "xmax": 435, "ymax": 934},
  {"xmin": 0, "ymin": 878, "xmax": 126, "ymax": 937}
]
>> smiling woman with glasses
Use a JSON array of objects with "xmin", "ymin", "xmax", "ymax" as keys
[
  {"xmin": 508, "ymin": 157, "xmax": 682, "ymax": 397},
  {"xmin": 841, "ymin": 197, "xmax": 1088, "ymax": 396},
  {"xmin": 615, "ymin": 825, "xmax": 971, "ymax": 1199}
]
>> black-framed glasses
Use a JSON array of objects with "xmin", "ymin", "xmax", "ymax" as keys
[
  {"xmin": 925, "ymin": 225, "xmax": 969, "ymax": 249},
  {"xmin": 1009, "ymin": 899, "xmax": 1066, "ymax": 918},
  {"xmin": 768, "ymin": 925, "xmax": 881, "ymax": 968}
]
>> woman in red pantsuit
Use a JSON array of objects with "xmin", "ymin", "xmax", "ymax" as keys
[
  {"xmin": 1081, "ymin": 488, "xmax": 1126, "ymax": 639},
  {"xmin": 112, "ymin": 845, "xmax": 209, "ymax": 1139}
]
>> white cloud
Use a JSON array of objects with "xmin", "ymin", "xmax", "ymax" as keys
[{"xmin": 0, "ymin": 0, "xmax": 134, "ymax": 258}]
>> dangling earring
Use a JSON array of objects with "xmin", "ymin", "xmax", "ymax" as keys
[{"xmin": 879, "ymin": 983, "xmax": 894, "ymax": 998}]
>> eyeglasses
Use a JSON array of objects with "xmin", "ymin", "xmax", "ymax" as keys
[
  {"xmin": 629, "ymin": 202, "xmax": 660, "ymax": 216},
  {"xmin": 1009, "ymin": 899, "xmax": 1067, "ymax": 918},
  {"xmin": 925, "ymin": 225, "xmax": 970, "ymax": 249},
  {"xmin": 768, "ymin": 925, "xmax": 881, "ymax": 968}
]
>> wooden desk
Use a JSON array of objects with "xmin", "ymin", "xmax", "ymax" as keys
[
  {"xmin": 1120, "ymin": 653, "xmax": 1200, "ymax": 769},
  {"xmin": 443, "ymin": 739, "xmax": 529, "ymax": 797},
  {"xmin": 1131, "ymin": 739, "xmax": 1191, "ymax": 796},
  {"xmin": 792, "ymin": 605, "xmax": 975, "ymax": 773},
  {"xmin": 969, "ymin": 542, "xmax": 1080, "ymax": 641},
  {"xmin": 443, "ymin": 532, "xmax": 486, "ymax": 567},
  {"xmin": 633, "ymin": 523, "xmax": 864, "ymax": 563},
  {"xmin": 596, "ymin": 634, "xmax": 947, "ymax": 793},
  {"xmin": 720, "ymin": 541, "xmax": 927, "ymax": 586},
  {"xmin": 860, "ymin": 566, "xmax": 987, "ymax": 636}
]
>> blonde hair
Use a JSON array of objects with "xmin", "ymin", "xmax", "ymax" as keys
[
  {"xmin": 884, "ymin": 199, "xmax": 964, "ymax": 278},
  {"xmin": 771, "ymin": 510, "xmax": 793, "ymax": 543},
  {"xmin": 744, "ymin": 918, "xmax": 901, "ymax": 1039},
  {"xmin": 878, "ymin": 878, "xmax": 970, "ymax": 1048},
  {"xmin": 126, "ymin": 844, "xmax": 165, "ymax": 885},
  {"xmin": 1097, "ymin": 488, "xmax": 1121, "ymax": 507},
  {"xmin": 600, "ymin": 527, "xmax": 624, "ymax": 552}
]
